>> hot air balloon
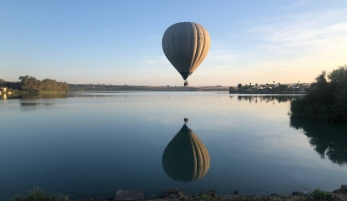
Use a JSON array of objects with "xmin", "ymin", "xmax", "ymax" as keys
[
  {"xmin": 162, "ymin": 122, "xmax": 210, "ymax": 182},
  {"xmin": 162, "ymin": 22, "xmax": 210, "ymax": 86}
]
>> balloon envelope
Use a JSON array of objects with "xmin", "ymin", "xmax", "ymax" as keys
[
  {"xmin": 162, "ymin": 22, "xmax": 210, "ymax": 80},
  {"xmin": 162, "ymin": 124, "xmax": 210, "ymax": 182}
]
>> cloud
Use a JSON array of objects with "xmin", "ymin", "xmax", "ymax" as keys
[
  {"xmin": 140, "ymin": 9, "xmax": 347, "ymax": 86},
  {"xmin": 248, "ymin": 9, "xmax": 347, "ymax": 49},
  {"xmin": 239, "ymin": 8, "xmax": 347, "ymax": 82},
  {"xmin": 287, "ymin": 0, "xmax": 308, "ymax": 8}
]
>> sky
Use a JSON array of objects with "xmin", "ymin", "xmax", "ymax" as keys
[{"xmin": 1, "ymin": 0, "xmax": 347, "ymax": 86}]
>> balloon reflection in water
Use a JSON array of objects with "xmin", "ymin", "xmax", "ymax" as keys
[{"xmin": 162, "ymin": 122, "xmax": 210, "ymax": 182}]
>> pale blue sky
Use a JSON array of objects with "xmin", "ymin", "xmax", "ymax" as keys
[{"xmin": 1, "ymin": 0, "xmax": 347, "ymax": 86}]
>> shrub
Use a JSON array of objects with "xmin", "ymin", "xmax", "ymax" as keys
[
  {"xmin": 12, "ymin": 188, "xmax": 72, "ymax": 201},
  {"xmin": 290, "ymin": 65, "xmax": 347, "ymax": 123},
  {"xmin": 309, "ymin": 189, "xmax": 330, "ymax": 200}
]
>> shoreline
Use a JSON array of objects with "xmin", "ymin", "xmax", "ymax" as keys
[
  {"xmin": 88, "ymin": 188, "xmax": 347, "ymax": 201},
  {"xmin": 230, "ymin": 91, "xmax": 306, "ymax": 95},
  {"xmin": 12, "ymin": 187, "xmax": 347, "ymax": 201}
]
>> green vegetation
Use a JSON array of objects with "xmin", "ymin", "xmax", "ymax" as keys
[
  {"xmin": 229, "ymin": 86, "xmax": 237, "ymax": 93},
  {"xmin": 12, "ymin": 188, "xmax": 72, "ymax": 201},
  {"xmin": 195, "ymin": 194, "xmax": 211, "ymax": 200},
  {"xmin": 235, "ymin": 82, "xmax": 307, "ymax": 94},
  {"xmin": 19, "ymin": 76, "xmax": 69, "ymax": 92},
  {"xmin": 309, "ymin": 189, "xmax": 330, "ymax": 200},
  {"xmin": 0, "ymin": 76, "xmax": 69, "ymax": 92},
  {"xmin": 10, "ymin": 188, "xmax": 342, "ymax": 201},
  {"xmin": 290, "ymin": 65, "xmax": 347, "ymax": 123}
]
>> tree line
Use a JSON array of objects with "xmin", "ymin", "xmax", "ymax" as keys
[
  {"xmin": 290, "ymin": 65, "xmax": 347, "ymax": 123},
  {"xmin": 229, "ymin": 82, "xmax": 298, "ymax": 94},
  {"xmin": 18, "ymin": 76, "xmax": 69, "ymax": 92}
]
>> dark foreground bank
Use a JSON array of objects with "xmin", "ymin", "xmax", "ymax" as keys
[{"xmin": 11, "ymin": 187, "xmax": 347, "ymax": 201}]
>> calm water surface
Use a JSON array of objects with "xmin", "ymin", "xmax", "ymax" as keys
[{"xmin": 1, "ymin": 92, "xmax": 347, "ymax": 200}]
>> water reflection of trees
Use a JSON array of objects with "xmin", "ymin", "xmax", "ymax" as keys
[
  {"xmin": 72, "ymin": 94, "xmax": 129, "ymax": 98},
  {"xmin": 21, "ymin": 103, "xmax": 55, "ymax": 107},
  {"xmin": 237, "ymin": 96, "xmax": 296, "ymax": 103},
  {"xmin": 162, "ymin": 122, "xmax": 210, "ymax": 182},
  {"xmin": 290, "ymin": 115, "xmax": 347, "ymax": 165},
  {"xmin": 10, "ymin": 93, "xmax": 69, "ymax": 100}
]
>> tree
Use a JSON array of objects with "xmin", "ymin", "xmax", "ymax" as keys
[
  {"xmin": 19, "ymin": 75, "xmax": 28, "ymax": 81},
  {"xmin": 328, "ymin": 65, "xmax": 347, "ymax": 88},
  {"xmin": 249, "ymin": 82, "xmax": 252, "ymax": 87},
  {"xmin": 255, "ymin": 83, "xmax": 258, "ymax": 87},
  {"xmin": 18, "ymin": 75, "xmax": 69, "ymax": 91},
  {"xmin": 237, "ymin": 83, "xmax": 242, "ymax": 89},
  {"xmin": 314, "ymin": 71, "xmax": 327, "ymax": 88},
  {"xmin": 291, "ymin": 65, "xmax": 347, "ymax": 122},
  {"xmin": 19, "ymin": 76, "xmax": 41, "ymax": 91},
  {"xmin": 229, "ymin": 86, "xmax": 237, "ymax": 93},
  {"xmin": 277, "ymin": 84, "xmax": 288, "ymax": 92}
]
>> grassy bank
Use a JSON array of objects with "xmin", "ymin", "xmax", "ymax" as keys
[
  {"xmin": 16, "ymin": 91, "xmax": 68, "ymax": 94},
  {"xmin": 12, "ymin": 188, "xmax": 71, "ymax": 201},
  {"xmin": 11, "ymin": 188, "xmax": 347, "ymax": 201}
]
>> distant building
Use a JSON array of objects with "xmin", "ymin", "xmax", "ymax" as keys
[{"xmin": 1, "ymin": 87, "xmax": 6, "ymax": 93}]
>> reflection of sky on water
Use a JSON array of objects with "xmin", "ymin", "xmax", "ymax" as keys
[{"xmin": 0, "ymin": 92, "xmax": 346, "ymax": 200}]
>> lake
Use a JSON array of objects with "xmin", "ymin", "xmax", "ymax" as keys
[{"xmin": 1, "ymin": 92, "xmax": 347, "ymax": 200}]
